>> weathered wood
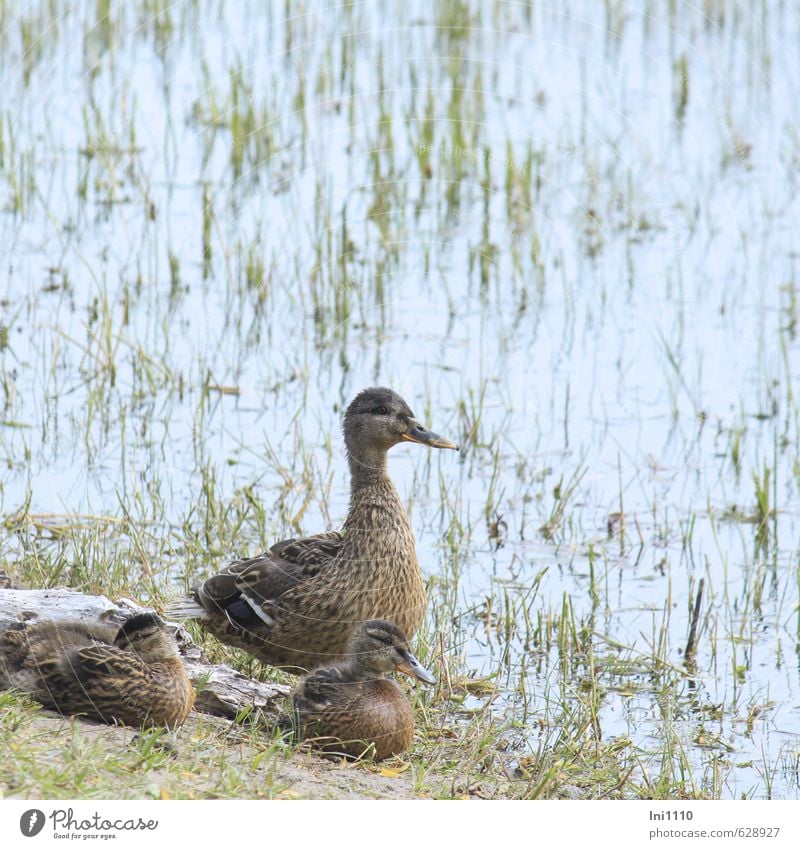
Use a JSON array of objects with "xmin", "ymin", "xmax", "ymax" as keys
[{"xmin": 0, "ymin": 587, "xmax": 290, "ymax": 720}]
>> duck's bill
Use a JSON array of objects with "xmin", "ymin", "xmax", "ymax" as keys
[
  {"xmin": 402, "ymin": 420, "xmax": 459, "ymax": 451},
  {"xmin": 397, "ymin": 652, "xmax": 437, "ymax": 685}
]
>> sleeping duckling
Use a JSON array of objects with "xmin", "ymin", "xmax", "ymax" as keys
[
  {"xmin": 0, "ymin": 613, "xmax": 195, "ymax": 728},
  {"xmin": 293, "ymin": 619, "xmax": 435, "ymax": 760}
]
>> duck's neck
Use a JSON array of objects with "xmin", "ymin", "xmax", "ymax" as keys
[
  {"xmin": 346, "ymin": 446, "xmax": 391, "ymax": 493},
  {"xmin": 343, "ymin": 448, "xmax": 411, "ymax": 540},
  {"xmin": 344, "ymin": 660, "xmax": 387, "ymax": 683}
]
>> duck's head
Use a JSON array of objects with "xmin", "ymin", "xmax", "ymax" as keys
[
  {"xmin": 343, "ymin": 387, "xmax": 459, "ymax": 459},
  {"xmin": 114, "ymin": 613, "xmax": 180, "ymax": 663},
  {"xmin": 348, "ymin": 619, "xmax": 436, "ymax": 684}
]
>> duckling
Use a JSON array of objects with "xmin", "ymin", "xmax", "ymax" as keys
[
  {"xmin": 293, "ymin": 619, "xmax": 435, "ymax": 760},
  {"xmin": 167, "ymin": 387, "xmax": 458, "ymax": 671},
  {"xmin": 0, "ymin": 613, "xmax": 195, "ymax": 728}
]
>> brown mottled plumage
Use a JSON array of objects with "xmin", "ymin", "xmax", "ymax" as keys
[
  {"xmin": 166, "ymin": 387, "xmax": 458, "ymax": 672},
  {"xmin": 0, "ymin": 614, "xmax": 195, "ymax": 728},
  {"xmin": 293, "ymin": 619, "xmax": 435, "ymax": 760}
]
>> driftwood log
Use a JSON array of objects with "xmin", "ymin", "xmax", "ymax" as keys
[{"xmin": 0, "ymin": 587, "xmax": 290, "ymax": 720}]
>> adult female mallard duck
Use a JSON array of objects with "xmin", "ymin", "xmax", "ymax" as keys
[
  {"xmin": 293, "ymin": 619, "xmax": 435, "ymax": 760},
  {"xmin": 167, "ymin": 387, "xmax": 458, "ymax": 672},
  {"xmin": 0, "ymin": 613, "xmax": 195, "ymax": 728}
]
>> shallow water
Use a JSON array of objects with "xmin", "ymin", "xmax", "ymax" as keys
[{"xmin": 1, "ymin": 1, "xmax": 798, "ymax": 798}]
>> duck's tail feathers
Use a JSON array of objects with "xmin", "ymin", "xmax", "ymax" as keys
[{"xmin": 164, "ymin": 595, "xmax": 209, "ymax": 621}]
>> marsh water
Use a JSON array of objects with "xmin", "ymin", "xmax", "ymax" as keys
[{"xmin": 1, "ymin": 1, "xmax": 799, "ymax": 798}]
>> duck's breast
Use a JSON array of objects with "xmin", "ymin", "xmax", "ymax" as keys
[{"xmin": 331, "ymin": 678, "xmax": 414, "ymax": 760}]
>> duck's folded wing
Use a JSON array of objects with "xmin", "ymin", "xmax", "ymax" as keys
[
  {"xmin": 72, "ymin": 644, "xmax": 148, "ymax": 681},
  {"xmin": 3, "ymin": 642, "xmax": 66, "ymax": 697},
  {"xmin": 71, "ymin": 647, "xmax": 183, "ymax": 725},
  {"xmin": 193, "ymin": 530, "xmax": 344, "ymax": 625},
  {"xmin": 294, "ymin": 666, "xmax": 351, "ymax": 712},
  {"xmin": 194, "ymin": 556, "xmax": 300, "ymax": 623},
  {"xmin": 268, "ymin": 530, "xmax": 343, "ymax": 569},
  {"xmin": 7, "ymin": 645, "xmax": 140, "ymax": 717},
  {"xmin": 167, "ymin": 530, "xmax": 344, "ymax": 628},
  {"xmin": 1, "ymin": 623, "xmax": 117, "ymax": 691},
  {"xmin": 0, "ymin": 625, "xmax": 29, "ymax": 680}
]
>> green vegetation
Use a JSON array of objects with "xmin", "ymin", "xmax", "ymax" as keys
[{"xmin": 1, "ymin": 0, "xmax": 798, "ymax": 799}]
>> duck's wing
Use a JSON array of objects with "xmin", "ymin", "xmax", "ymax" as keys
[
  {"xmin": 183, "ymin": 530, "xmax": 345, "ymax": 629},
  {"xmin": 72, "ymin": 644, "xmax": 146, "ymax": 678},
  {"xmin": 294, "ymin": 666, "xmax": 352, "ymax": 711},
  {"xmin": 0, "ymin": 625, "xmax": 30, "ymax": 682},
  {"xmin": 4, "ymin": 642, "xmax": 127, "ymax": 717},
  {"xmin": 7, "ymin": 650, "xmax": 74, "ymax": 707},
  {"xmin": 65, "ymin": 645, "xmax": 161, "ymax": 724},
  {"xmin": 268, "ymin": 530, "xmax": 344, "ymax": 568},
  {"xmin": 0, "ymin": 622, "xmax": 117, "ymax": 690},
  {"xmin": 294, "ymin": 666, "xmax": 351, "ymax": 712},
  {"xmin": 36, "ymin": 645, "xmax": 192, "ymax": 728}
]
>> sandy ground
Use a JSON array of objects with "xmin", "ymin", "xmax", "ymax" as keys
[{"xmin": 1, "ymin": 709, "xmax": 432, "ymax": 800}]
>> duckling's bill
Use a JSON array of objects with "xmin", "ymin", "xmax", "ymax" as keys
[
  {"xmin": 402, "ymin": 420, "xmax": 459, "ymax": 451},
  {"xmin": 397, "ymin": 652, "xmax": 436, "ymax": 684}
]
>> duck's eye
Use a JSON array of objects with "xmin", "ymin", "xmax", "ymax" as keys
[{"xmin": 372, "ymin": 405, "xmax": 389, "ymax": 416}]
